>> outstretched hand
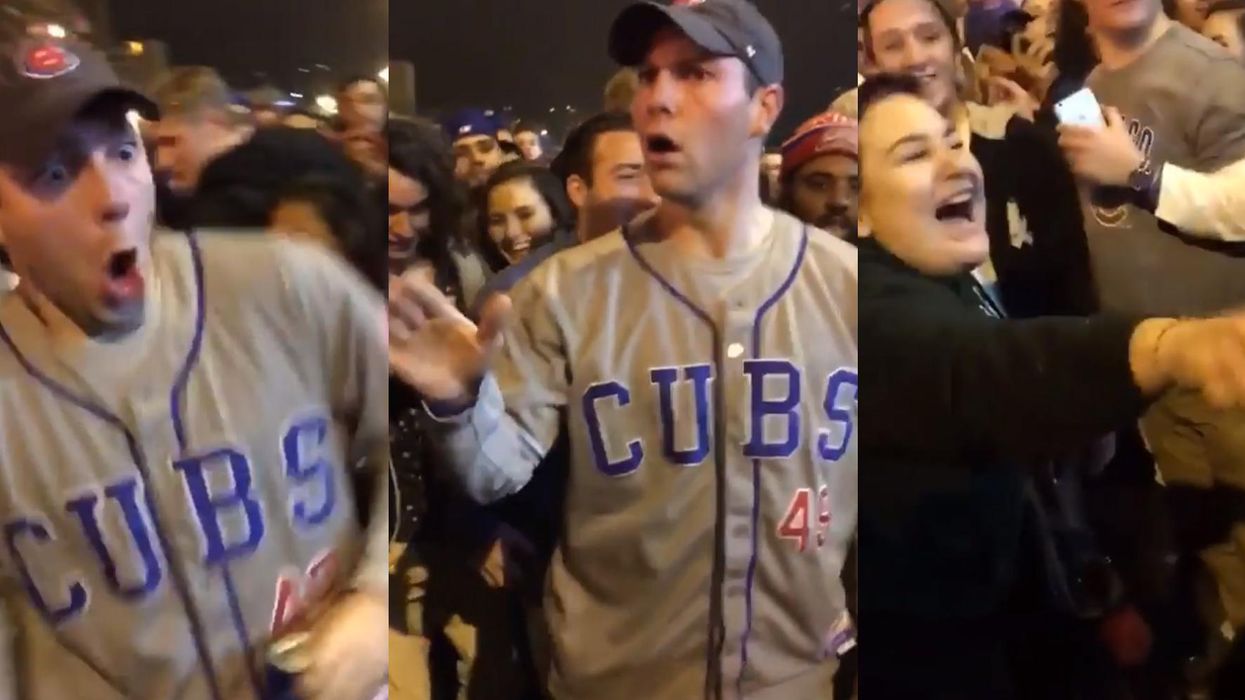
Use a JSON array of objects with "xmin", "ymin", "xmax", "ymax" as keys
[{"xmin": 387, "ymin": 271, "xmax": 512, "ymax": 403}]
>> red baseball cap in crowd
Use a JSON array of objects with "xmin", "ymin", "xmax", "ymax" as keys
[{"xmin": 780, "ymin": 111, "xmax": 858, "ymax": 180}]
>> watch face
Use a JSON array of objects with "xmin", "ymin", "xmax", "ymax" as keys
[{"xmin": 1129, "ymin": 162, "xmax": 1150, "ymax": 192}]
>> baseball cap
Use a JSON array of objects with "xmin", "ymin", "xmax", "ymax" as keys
[
  {"xmin": 608, "ymin": 0, "xmax": 784, "ymax": 86},
  {"xmin": 0, "ymin": 29, "xmax": 158, "ymax": 172},
  {"xmin": 441, "ymin": 108, "xmax": 503, "ymax": 144},
  {"xmin": 780, "ymin": 111, "xmax": 858, "ymax": 179}
]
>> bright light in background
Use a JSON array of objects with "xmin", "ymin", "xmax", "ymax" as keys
[
  {"xmin": 290, "ymin": 92, "xmax": 303, "ymax": 99},
  {"xmin": 125, "ymin": 41, "xmax": 144, "ymax": 56},
  {"xmin": 378, "ymin": 66, "xmax": 389, "ymax": 83},
  {"xmin": 316, "ymin": 95, "xmax": 338, "ymax": 115},
  {"xmin": 46, "ymin": 24, "xmax": 66, "ymax": 39}
]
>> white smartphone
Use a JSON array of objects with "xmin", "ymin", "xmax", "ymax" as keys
[{"xmin": 1054, "ymin": 87, "xmax": 1106, "ymax": 128}]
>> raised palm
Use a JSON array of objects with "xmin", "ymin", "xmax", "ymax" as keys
[{"xmin": 388, "ymin": 273, "xmax": 511, "ymax": 403}]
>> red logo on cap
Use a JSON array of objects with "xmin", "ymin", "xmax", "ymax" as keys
[{"xmin": 21, "ymin": 42, "xmax": 79, "ymax": 79}]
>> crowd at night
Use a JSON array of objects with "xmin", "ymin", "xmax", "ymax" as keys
[{"xmin": 1, "ymin": 0, "xmax": 1245, "ymax": 699}]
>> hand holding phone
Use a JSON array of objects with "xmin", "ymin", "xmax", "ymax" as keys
[{"xmin": 1054, "ymin": 87, "xmax": 1106, "ymax": 128}]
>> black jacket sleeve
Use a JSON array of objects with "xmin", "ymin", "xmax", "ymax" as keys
[{"xmin": 860, "ymin": 256, "xmax": 1147, "ymax": 463}]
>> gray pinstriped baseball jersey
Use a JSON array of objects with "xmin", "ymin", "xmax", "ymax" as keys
[
  {"xmin": 0, "ymin": 231, "xmax": 388, "ymax": 699},
  {"xmin": 431, "ymin": 209, "xmax": 858, "ymax": 700}
]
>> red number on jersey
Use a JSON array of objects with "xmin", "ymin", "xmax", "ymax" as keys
[
  {"xmin": 816, "ymin": 485, "xmax": 832, "ymax": 547},
  {"xmin": 270, "ymin": 549, "xmax": 340, "ymax": 635},
  {"xmin": 778, "ymin": 488, "xmax": 812, "ymax": 552},
  {"xmin": 779, "ymin": 486, "xmax": 833, "ymax": 552}
]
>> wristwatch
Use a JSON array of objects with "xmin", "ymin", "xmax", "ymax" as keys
[{"xmin": 1128, "ymin": 158, "xmax": 1163, "ymax": 214}]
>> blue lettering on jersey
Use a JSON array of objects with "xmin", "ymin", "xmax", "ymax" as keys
[
  {"xmin": 583, "ymin": 381, "xmax": 645, "ymax": 477},
  {"xmin": 818, "ymin": 368, "xmax": 858, "ymax": 461},
  {"xmin": 282, "ymin": 415, "xmax": 337, "ymax": 530},
  {"xmin": 174, "ymin": 447, "xmax": 265, "ymax": 566},
  {"xmin": 649, "ymin": 364, "xmax": 713, "ymax": 466},
  {"xmin": 65, "ymin": 478, "xmax": 162, "ymax": 601},
  {"xmin": 4, "ymin": 517, "xmax": 88, "ymax": 623},
  {"xmin": 744, "ymin": 359, "xmax": 801, "ymax": 458}
]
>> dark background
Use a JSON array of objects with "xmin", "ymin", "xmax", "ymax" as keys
[
  {"xmin": 392, "ymin": 0, "xmax": 858, "ymax": 142},
  {"xmin": 107, "ymin": 0, "xmax": 387, "ymax": 97}
]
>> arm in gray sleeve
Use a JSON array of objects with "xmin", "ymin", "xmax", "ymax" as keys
[
  {"xmin": 280, "ymin": 241, "xmax": 390, "ymax": 595},
  {"xmin": 1191, "ymin": 59, "xmax": 1245, "ymax": 170},
  {"xmin": 425, "ymin": 272, "xmax": 567, "ymax": 504},
  {"xmin": 1154, "ymin": 159, "xmax": 1245, "ymax": 242}
]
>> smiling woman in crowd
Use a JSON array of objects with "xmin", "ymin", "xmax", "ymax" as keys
[{"xmin": 477, "ymin": 160, "xmax": 576, "ymax": 273}]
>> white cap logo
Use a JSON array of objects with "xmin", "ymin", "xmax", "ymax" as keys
[{"xmin": 746, "ymin": 45, "xmax": 757, "ymax": 58}]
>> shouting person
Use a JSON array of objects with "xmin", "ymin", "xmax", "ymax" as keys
[
  {"xmin": 389, "ymin": 1, "xmax": 858, "ymax": 698},
  {"xmin": 0, "ymin": 25, "xmax": 388, "ymax": 700}
]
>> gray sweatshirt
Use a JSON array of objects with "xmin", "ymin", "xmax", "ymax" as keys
[{"xmin": 1084, "ymin": 23, "xmax": 1245, "ymax": 315}]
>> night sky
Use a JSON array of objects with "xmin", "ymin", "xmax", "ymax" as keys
[
  {"xmin": 108, "ymin": 0, "xmax": 387, "ymax": 96},
  {"xmin": 392, "ymin": 0, "xmax": 858, "ymax": 142}
]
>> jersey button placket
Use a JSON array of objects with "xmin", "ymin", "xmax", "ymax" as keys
[{"xmin": 719, "ymin": 302, "xmax": 753, "ymax": 683}]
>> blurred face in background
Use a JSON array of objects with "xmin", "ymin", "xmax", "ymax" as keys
[
  {"xmin": 343, "ymin": 131, "xmax": 386, "ymax": 179},
  {"xmin": 388, "ymin": 167, "xmax": 429, "ymax": 264},
  {"xmin": 153, "ymin": 108, "xmax": 245, "ymax": 194},
  {"xmin": 787, "ymin": 153, "xmax": 859, "ymax": 238},
  {"xmin": 859, "ymin": 93, "xmax": 988, "ymax": 275},
  {"xmin": 487, "ymin": 176, "xmax": 554, "ymax": 263},
  {"xmin": 866, "ymin": 0, "xmax": 961, "ymax": 117},
  {"xmin": 453, "ymin": 134, "xmax": 503, "ymax": 188},
  {"xmin": 515, "ymin": 130, "xmax": 544, "ymax": 161},
  {"xmin": 1203, "ymin": 9, "xmax": 1245, "ymax": 59},
  {"xmin": 1083, "ymin": 0, "xmax": 1162, "ymax": 36},
  {"xmin": 1172, "ymin": 0, "xmax": 1209, "ymax": 30},
  {"xmin": 338, "ymin": 79, "xmax": 387, "ymax": 134},
  {"xmin": 567, "ymin": 129, "xmax": 659, "ymax": 240}
]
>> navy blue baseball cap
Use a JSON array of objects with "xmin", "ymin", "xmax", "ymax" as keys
[
  {"xmin": 608, "ymin": 0, "xmax": 784, "ymax": 86},
  {"xmin": 441, "ymin": 108, "xmax": 503, "ymax": 144},
  {"xmin": 0, "ymin": 27, "xmax": 157, "ymax": 172}
]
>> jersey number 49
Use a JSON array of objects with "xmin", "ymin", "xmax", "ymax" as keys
[{"xmin": 778, "ymin": 486, "xmax": 832, "ymax": 552}]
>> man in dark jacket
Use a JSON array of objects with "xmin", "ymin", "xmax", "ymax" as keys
[{"xmin": 857, "ymin": 73, "xmax": 1245, "ymax": 698}]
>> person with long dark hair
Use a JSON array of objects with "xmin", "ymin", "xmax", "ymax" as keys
[
  {"xmin": 387, "ymin": 117, "xmax": 542, "ymax": 700},
  {"xmin": 475, "ymin": 160, "xmax": 576, "ymax": 273},
  {"xmin": 388, "ymin": 117, "xmax": 489, "ymax": 307}
]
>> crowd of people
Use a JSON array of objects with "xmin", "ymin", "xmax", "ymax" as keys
[
  {"xmin": 857, "ymin": 0, "xmax": 1245, "ymax": 697},
  {"xmin": 6, "ymin": 0, "xmax": 1245, "ymax": 697}
]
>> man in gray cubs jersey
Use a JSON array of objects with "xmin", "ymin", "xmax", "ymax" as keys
[
  {"xmin": 389, "ymin": 1, "xmax": 858, "ymax": 698},
  {"xmin": 0, "ymin": 23, "xmax": 387, "ymax": 700}
]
